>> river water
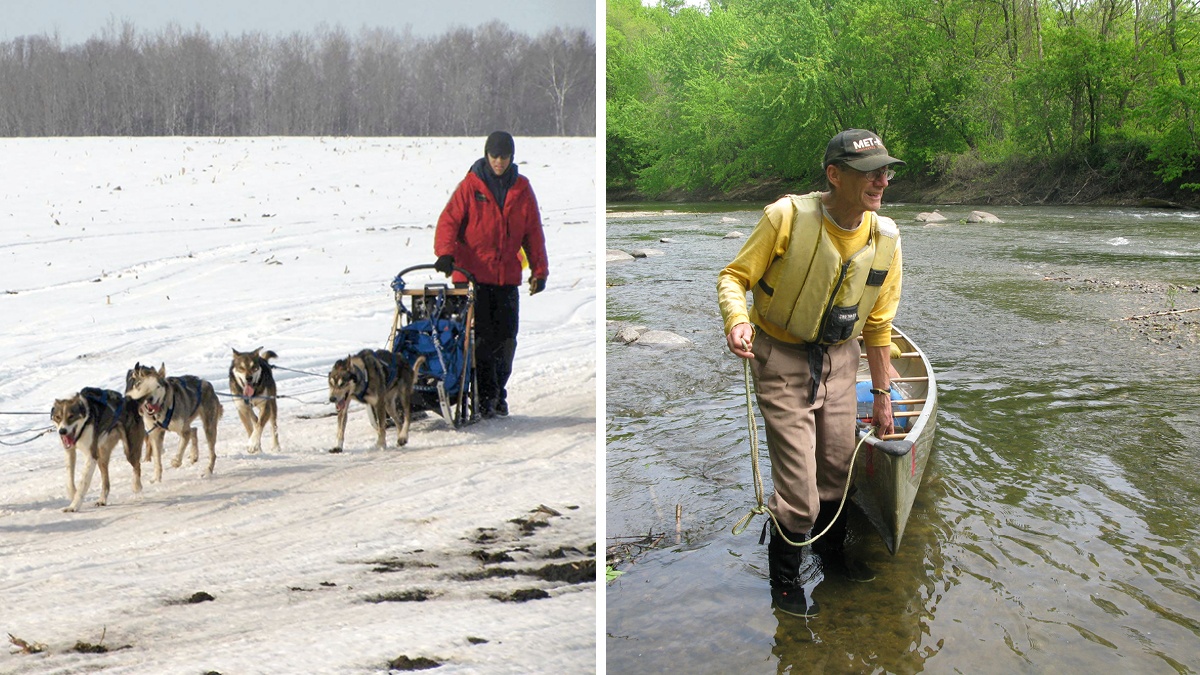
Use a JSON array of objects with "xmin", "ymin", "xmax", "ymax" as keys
[{"xmin": 605, "ymin": 202, "xmax": 1200, "ymax": 673}]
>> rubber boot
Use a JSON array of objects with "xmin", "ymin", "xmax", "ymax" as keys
[
  {"xmin": 812, "ymin": 500, "xmax": 876, "ymax": 583},
  {"xmin": 767, "ymin": 521, "xmax": 823, "ymax": 617}
]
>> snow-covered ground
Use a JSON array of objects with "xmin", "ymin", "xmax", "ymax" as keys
[{"xmin": 0, "ymin": 137, "xmax": 597, "ymax": 674}]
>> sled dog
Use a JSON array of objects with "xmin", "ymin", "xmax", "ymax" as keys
[
  {"xmin": 125, "ymin": 363, "xmax": 223, "ymax": 481},
  {"xmin": 327, "ymin": 349, "xmax": 423, "ymax": 452},
  {"xmin": 125, "ymin": 365, "xmax": 155, "ymax": 463},
  {"xmin": 50, "ymin": 388, "xmax": 145, "ymax": 512},
  {"xmin": 229, "ymin": 347, "xmax": 280, "ymax": 453}
]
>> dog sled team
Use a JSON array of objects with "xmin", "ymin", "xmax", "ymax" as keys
[
  {"xmin": 51, "ymin": 345, "xmax": 425, "ymax": 513},
  {"xmin": 42, "ymin": 130, "xmax": 550, "ymax": 515}
]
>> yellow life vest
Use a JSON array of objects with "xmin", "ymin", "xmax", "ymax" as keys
[{"xmin": 753, "ymin": 192, "xmax": 899, "ymax": 345}]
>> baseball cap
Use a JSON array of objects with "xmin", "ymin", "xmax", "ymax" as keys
[
  {"xmin": 823, "ymin": 129, "xmax": 905, "ymax": 171},
  {"xmin": 485, "ymin": 131, "xmax": 515, "ymax": 158}
]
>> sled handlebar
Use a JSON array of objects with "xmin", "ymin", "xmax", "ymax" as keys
[{"xmin": 395, "ymin": 263, "xmax": 477, "ymax": 285}]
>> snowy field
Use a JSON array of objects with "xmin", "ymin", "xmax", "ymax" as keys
[{"xmin": 0, "ymin": 137, "xmax": 597, "ymax": 673}]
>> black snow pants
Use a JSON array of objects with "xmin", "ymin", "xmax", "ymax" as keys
[{"xmin": 473, "ymin": 283, "xmax": 520, "ymax": 406}]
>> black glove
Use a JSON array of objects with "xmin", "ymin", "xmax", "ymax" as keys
[
  {"xmin": 529, "ymin": 277, "xmax": 546, "ymax": 295},
  {"xmin": 433, "ymin": 255, "xmax": 455, "ymax": 277}
]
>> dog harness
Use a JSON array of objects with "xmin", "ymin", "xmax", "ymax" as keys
[
  {"xmin": 157, "ymin": 378, "xmax": 204, "ymax": 430},
  {"xmin": 351, "ymin": 365, "xmax": 370, "ymax": 403},
  {"xmin": 80, "ymin": 387, "xmax": 123, "ymax": 435},
  {"xmin": 382, "ymin": 355, "xmax": 399, "ymax": 389},
  {"xmin": 351, "ymin": 355, "xmax": 399, "ymax": 403}
]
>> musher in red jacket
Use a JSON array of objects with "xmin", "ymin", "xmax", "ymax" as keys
[{"xmin": 434, "ymin": 131, "xmax": 549, "ymax": 419}]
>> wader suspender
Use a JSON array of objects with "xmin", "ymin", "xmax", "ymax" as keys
[
  {"xmin": 804, "ymin": 344, "xmax": 825, "ymax": 405},
  {"xmin": 803, "ymin": 254, "xmax": 858, "ymax": 405}
]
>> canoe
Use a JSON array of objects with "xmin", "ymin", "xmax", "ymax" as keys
[{"xmin": 852, "ymin": 327, "xmax": 938, "ymax": 555}]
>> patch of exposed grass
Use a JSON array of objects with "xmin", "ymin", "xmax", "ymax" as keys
[
  {"xmin": 387, "ymin": 654, "xmax": 442, "ymax": 670},
  {"xmin": 526, "ymin": 559, "xmax": 597, "ymax": 585},
  {"xmin": 490, "ymin": 588, "xmax": 550, "ymax": 603},
  {"xmin": 366, "ymin": 589, "xmax": 435, "ymax": 603}
]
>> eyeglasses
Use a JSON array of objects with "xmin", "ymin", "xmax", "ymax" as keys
[
  {"xmin": 860, "ymin": 167, "xmax": 896, "ymax": 182},
  {"xmin": 838, "ymin": 164, "xmax": 895, "ymax": 182}
]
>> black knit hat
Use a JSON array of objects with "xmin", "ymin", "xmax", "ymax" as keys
[
  {"xmin": 823, "ymin": 129, "xmax": 904, "ymax": 171},
  {"xmin": 485, "ymin": 131, "xmax": 515, "ymax": 158}
]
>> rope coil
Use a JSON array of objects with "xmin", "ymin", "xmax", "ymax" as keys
[{"xmin": 731, "ymin": 356, "xmax": 874, "ymax": 547}]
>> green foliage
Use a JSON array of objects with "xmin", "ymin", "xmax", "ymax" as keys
[{"xmin": 607, "ymin": 0, "xmax": 1200, "ymax": 198}]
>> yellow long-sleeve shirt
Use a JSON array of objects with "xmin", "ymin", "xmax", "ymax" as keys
[{"xmin": 717, "ymin": 197, "xmax": 903, "ymax": 348}]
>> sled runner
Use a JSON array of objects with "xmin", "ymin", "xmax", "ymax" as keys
[{"xmin": 388, "ymin": 264, "xmax": 478, "ymax": 428}]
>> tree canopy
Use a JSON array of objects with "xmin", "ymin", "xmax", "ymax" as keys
[{"xmin": 607, "ymin": 0, "xmax": 1200, "ymax": 198}]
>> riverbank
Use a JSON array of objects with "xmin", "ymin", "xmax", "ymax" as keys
[{"xmin": 608, "ymin": 153, "xmax": 1200, "ymax": 209}]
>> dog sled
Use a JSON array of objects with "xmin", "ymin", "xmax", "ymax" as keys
[{"xmin": 388, "ymin": 264, "xmax": 478, "ymax": 428}]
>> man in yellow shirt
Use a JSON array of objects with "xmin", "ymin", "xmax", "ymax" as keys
[{"xmin": 717, "ymin": 129, "xmax": 904, "ymax": 617}]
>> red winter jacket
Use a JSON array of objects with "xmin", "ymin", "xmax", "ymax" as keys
[{"xmin": 434, "ymin": 165, "xmax": 549, "ymax": 286}]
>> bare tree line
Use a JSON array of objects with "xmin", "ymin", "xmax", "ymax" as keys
[{"xmin": 0, "ymin": 21, "xmax": 595, "ymax": 137}]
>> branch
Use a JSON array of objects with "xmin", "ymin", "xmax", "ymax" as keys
[
  {"xmin": 1120, "ymin": 307, "xmax": 1200, "ymax": 321},
  {"xmin": 8, "ymin": 633, "xmax": 48, "ymax": 654}
]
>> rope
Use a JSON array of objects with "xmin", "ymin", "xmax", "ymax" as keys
[
  {"xmin": 220, "ymin": 363, "xmax": 328, "ymax": 403},
  {"xmin": 0, "ymin": 427, "xmax": 55, "ymax": 446},
  {"xmin": 214, "ymin": 391, "xmax": 276, "ymax": 401},
  {"xmin": 213, "ymin": 387, "xmax": 329, "ymax": 404},
  {"xmin": 730, "ymin": 356, "xmax": 875, "ymax": 547},
  {"xmin": 270, "ymin": 364, "xmax": 326, "ymax": 378}
]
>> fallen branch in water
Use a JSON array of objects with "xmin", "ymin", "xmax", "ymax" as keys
[
  {"xmin": 606, "ymin": 530, "xmax": 667, "ymax": 568},
  {"xmin": 1120, "ymin": 307, "xmax": 1200, "ymax": 321}
]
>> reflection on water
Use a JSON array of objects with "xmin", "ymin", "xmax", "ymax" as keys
[{"xmin": 606, "ymin": 204, "xmax": 1200, "ymax": 673}]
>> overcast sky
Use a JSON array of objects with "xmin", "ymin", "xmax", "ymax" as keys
[{"xmin": 0, "ymin": 0, "xmax": 596, "ymax": 44}]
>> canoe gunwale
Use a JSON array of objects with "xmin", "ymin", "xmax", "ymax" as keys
[{"xmin": 852, "ymin": 327, "xmax": 939, "ymax": 555}]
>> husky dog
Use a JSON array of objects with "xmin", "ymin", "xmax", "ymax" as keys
[
  {"xmin": 125, "ymin": 366, "xmax": 155, "ymax": 463},
  {"xmin": 125, "ymin": 363, "xmax": 223, "ymax": 481},
  {"xmin": 229, "ymin": 347, "xmax": 280, "ymax": 453},
  {"xmin": 327, "ymin": 349, "xmax": 423, "ymax": 452},
  {"xmin": 50, "ymin": 388, "xmax": 145, "ymax": 512}
]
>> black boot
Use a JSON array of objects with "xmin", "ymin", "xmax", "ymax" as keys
[
  {"xmin": 812, "ymin": 500, "xmax": 876, "ymax": 583},
  {"xmin": 767, "ymin": 521, "xmax": 823, "ymax": 617}
]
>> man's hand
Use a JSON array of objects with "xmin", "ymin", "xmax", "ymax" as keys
[
  {"xmin": 433, "ymin": 255, "xmax": 455, "ymax": 277},
  {"xmin": 529, "ymin": 277, "xmax": 546, "ymax": 295},
  {"xmin": 726, "ymin": 323, "xmax": 755, "ymax": 359},
  {"xmin": 872, "ymin": 393, "xmax": 895, "ymax": 436},
  {"xmin": 865, "ymin": 344, "xmax": 896, "ymax": 435}
]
